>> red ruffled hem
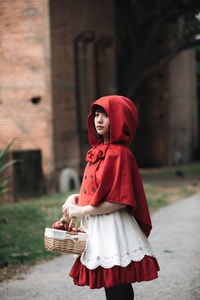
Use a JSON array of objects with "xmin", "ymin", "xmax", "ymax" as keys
[{"xmin": 69, "ymin": 255, "xmax": 160, "ymax": 289}]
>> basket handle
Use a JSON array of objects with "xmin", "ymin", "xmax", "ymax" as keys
[{"xmin": 68, "ymin": 217, "xmax": 78, "ymax": 230}]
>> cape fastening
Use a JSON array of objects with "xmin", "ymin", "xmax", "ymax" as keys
[{"xmin": 78, "ymin": 95, "xmax": 152, "ymax": 237}]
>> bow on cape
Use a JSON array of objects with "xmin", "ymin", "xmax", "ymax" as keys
[{"xmin": 86, "ymin": 144, "xmax": 109, "ymax": 164}]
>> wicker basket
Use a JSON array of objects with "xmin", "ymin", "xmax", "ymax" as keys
[{"xmin": 44, "ymin": 218, "xmax": 87, "ymax": 255}]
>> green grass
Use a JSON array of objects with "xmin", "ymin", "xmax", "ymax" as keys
[
  {"xmin": 140, "ymin": 162, "xmax": 200, "ymax": 180},
  {"xmin": 145, "ymin": 184, "xmax": 195, "ymax": 212},
  {"xmin": 0, "ymin": 192, "xmax": 72, "ymax": 265}
]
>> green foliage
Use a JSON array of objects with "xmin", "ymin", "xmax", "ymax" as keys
[
  {"xmin": 0, "ymin": 139, "xmax": 19, "ymax": 195},
  {"xmin": 141, "ymin": 163, "xmax": 200, "ymax": 181},
  {"xmin": 0, "ymin": 193, "xmax": 71, "ymax": 265},
  {"xmin": 145, "ymin": 184, "xmax": 196, "ymax": 212}
]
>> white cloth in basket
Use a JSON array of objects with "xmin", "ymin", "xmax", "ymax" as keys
[
  {"xmin": 45, "ymin": 228, "xmax": 87, "ymax": 242},
  {"xmin": 80, "ymin": 208, "xmax": 154, "ymax": 270}
]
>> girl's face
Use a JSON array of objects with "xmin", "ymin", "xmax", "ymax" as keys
[{"xmin": 94, "ymin": 110, "xmax": 110, "ymax": 143}]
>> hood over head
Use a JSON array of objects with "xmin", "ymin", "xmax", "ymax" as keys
[{"xmin": 88, "ymin": 95, "xmax": 138, "ymax": 146}]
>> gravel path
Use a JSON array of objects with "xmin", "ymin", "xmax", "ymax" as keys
[{"xmin": 0, "ymin": 192, "xmax": 200, "ymax": 300}]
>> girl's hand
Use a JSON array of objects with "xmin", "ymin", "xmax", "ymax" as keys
[
  {"xmin": 62, "ymin": 194, "xmax": 79, "ymax": 215},
  {"xmin": 65, "ymin": 203, "xmax": 85, "ymax": 218}
]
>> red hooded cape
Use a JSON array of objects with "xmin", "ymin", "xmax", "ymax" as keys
[{"xmin": 78, "ymin": 95, "xmax": 152, "ymax": 237}]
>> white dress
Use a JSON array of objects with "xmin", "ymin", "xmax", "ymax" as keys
[{"xmin": 80, "ymin": 208, "xmax": 155, "ymax": 270}]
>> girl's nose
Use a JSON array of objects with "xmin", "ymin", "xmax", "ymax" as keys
[{"xmin": 97, "ymin": 115, "xmax": 103, "ymax": 123}]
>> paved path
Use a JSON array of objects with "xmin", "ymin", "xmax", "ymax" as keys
[{"xmin": 0, "ymin": 193, "xmax": 200, "ymax": 300}]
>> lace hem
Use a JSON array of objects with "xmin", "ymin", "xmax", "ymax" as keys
[{"xmin": 80, "ymin": 246, "xmax": 154, "ymax": 269}]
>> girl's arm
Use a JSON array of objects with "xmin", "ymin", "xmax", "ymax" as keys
[{"xmin": 62, "ymin": 201, "xmax": 126, "ymax": 219}]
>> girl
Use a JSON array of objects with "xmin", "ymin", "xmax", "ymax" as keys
[{"xmin": 62, "ymin": 95, "xmax": 160, "ymax": 300}]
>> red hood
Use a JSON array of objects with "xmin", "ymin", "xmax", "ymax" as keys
[{"xmin": 88, "ymin": 95, "xmax": 138, "ymax": 146}]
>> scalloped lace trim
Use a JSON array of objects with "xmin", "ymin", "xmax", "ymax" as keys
[{"xmin": 81, "ymin": 246, "xmax": 154, "ymax": 269}]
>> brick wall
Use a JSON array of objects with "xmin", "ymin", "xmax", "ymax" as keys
[
  {"xmin": 0, "ymin": 0, "xmax": 54, "ymax": 188},
  {"xmin": 0, "ymin": 0, "xmax": 116, "ymax": 197},
  {"xmin": 49, "ymin": 0, "xmax": 116, "ymax": 179}
]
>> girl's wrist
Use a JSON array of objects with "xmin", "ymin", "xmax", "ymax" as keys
[
  {"xmin": 81, "ymin": 205, "xmax": 96, "ymax": 216},
  {"xmin": 81, "ymin": 206, "xmax": 87, "ymax": 216}
]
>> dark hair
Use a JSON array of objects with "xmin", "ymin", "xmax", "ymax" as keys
[
  {"xmin": 93, "ymin": 105, "xmax": 107, "ymax": 115},
  {"xmin": 93, "ymin": 105, "xmax": 109, "ymax": 140}
]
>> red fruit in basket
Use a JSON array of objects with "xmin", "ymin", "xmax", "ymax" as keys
[
  {"xmin": 63, "ymin": 223, "xmax": 69, "ymax": 231},
  {"xmin": 51, "ymin": 223, "xmax": 56, "ymax": 229},
  {"xmin": 51, "ymin": 221, "xmax": 65, "ymax": 230}
]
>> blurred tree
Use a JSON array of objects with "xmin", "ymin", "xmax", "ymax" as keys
[{"xmin": 115, "ymin": 0, "xmax": 200, "ymax": 96}]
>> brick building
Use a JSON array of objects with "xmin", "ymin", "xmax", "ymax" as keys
[
  {"xmin": 0, "ymin": 0, "xmax": 116, "ymax": 200},
  {"xmin": 0, "ymin": 0, "xmax": 198, "ymax": 200}
]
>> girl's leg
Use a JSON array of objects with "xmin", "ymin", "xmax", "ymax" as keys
[{"xmin": 104, "ymin": 284, "xmax": 134, "ymax": 300}]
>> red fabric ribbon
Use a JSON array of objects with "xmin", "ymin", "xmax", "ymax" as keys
[{"xmin": 86, "ymin": 144, "xmax": 108, "ymax": 164}]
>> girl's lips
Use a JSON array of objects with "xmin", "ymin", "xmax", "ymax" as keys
[{"xmin": 97, "ymin": 126, "xmax": 103, "ymax": 129}]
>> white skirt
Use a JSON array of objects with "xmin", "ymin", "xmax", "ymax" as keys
[{"xmin": 80, "ymin": 208, "xmax": 154, "ymax": 270}]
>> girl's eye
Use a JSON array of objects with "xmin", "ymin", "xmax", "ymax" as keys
[{"xmin": 94, "ymin": 112, "xmax": 108, "ymax": 117}]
